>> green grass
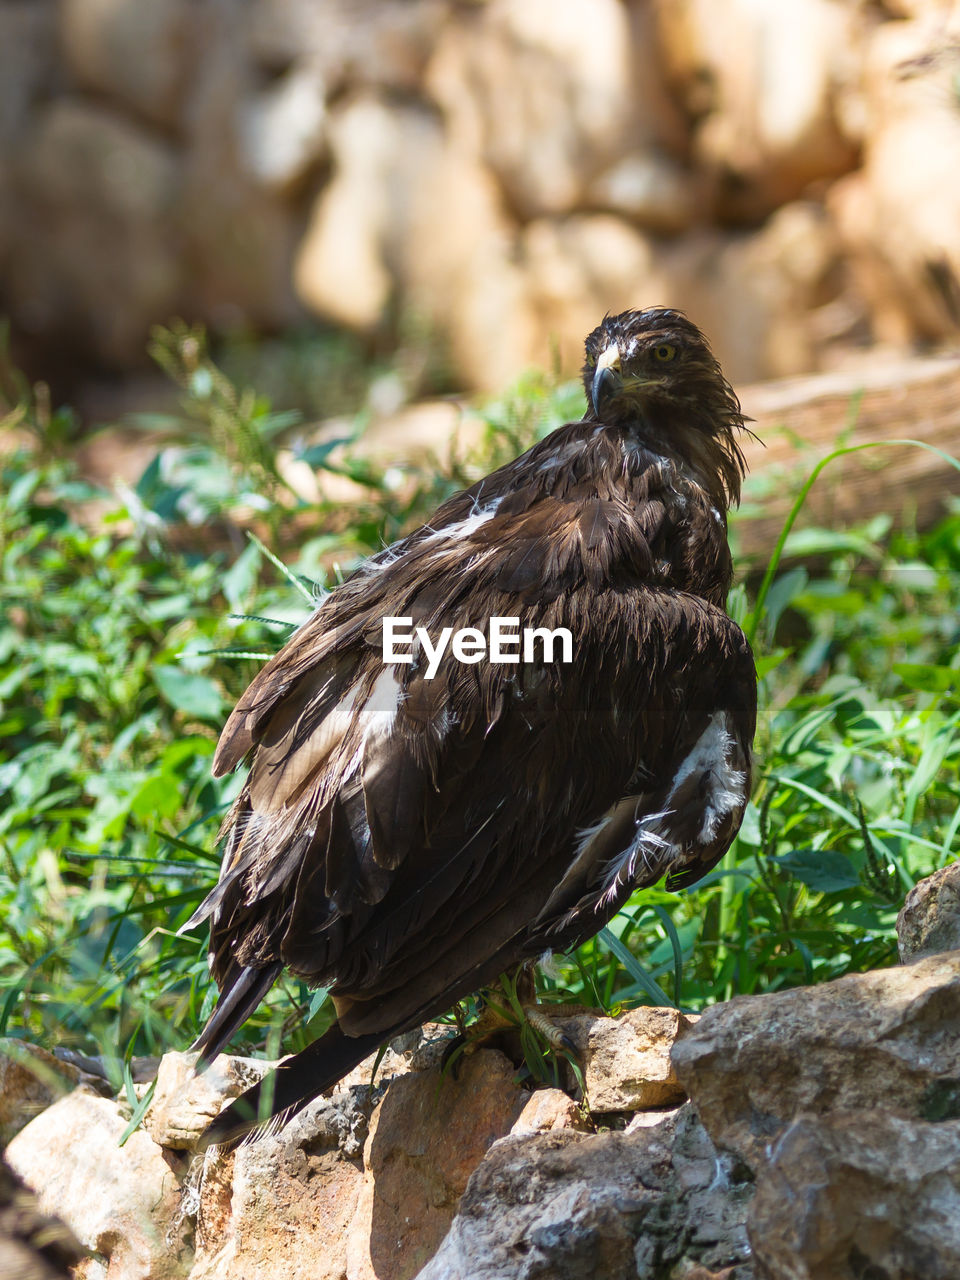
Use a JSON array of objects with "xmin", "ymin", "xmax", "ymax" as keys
[{"xmin": 1, "ymin": 325, "xmax": 958, "ymax": 1078}]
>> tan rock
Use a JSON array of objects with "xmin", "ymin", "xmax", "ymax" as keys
[
  {"xmin": 587, "ymin": 152, "xmax": 704, "ymax": 234},
  {"xmin": 238, "ymin": 63, "xmax": 328, "ymax": 192},
  {"xmin": 0, "ymin": 1039, "xmax": 86, "ymax": 1147},
  {"xmin": 5, "ymin": 1091, "xmax": 185, "ymax": 1280},
  {"xmin": 294, "ymin": 95, "xmax": 443, "ymax": 329},
  {"xmin": 830, "ymin": 16, "xmax": 960, "ymax": 345},
  {"xmin": 248, "ymin": 0, "xmax": 447, "ymax": 96},
  {"xmin": 427, "ymin": 0, "xmax": 685, "ymax": 220},
  {"xmin": 399, "ymin": 143, "xmax": 535, "ymax": 392},
  {"xmin": 509, "ymin": 1087, "xmax": 585, "ymax": 1136},
  {"xmin": 556, "ymin": 1006, "xmax": 698, "ymax": 1113},
  {"xmin": 0, "ymin": 1154, "xmax": 85, "ymax": 1280},
  {"xmin": 652, "ymin": 0, "xmax": 860, "ymax": 219},
  {"xmin": 671, "ymin": 951, "xmax": 960, "ymax": 1165},
  {"xmin": 520, "ymin": 214, "xmax": 661, "ymax": 376},
  {"xmin": 749, "ymin": 1112, "xmax": 960, "ymax": 1279},
  {"xmin": 190, "ymin": 1107, "xmax": 364, "ymax": 1280},
  {"xmin": 416, "ymin": 1105, "xmax": 754, "ymax": 1280},
  {"xmin": 9, "ymin": 100, "xmax": 183, "ymax": 364},
  {"xmin": 348, "ymin": 1050, "xmax": 528, "ymax": 1280},
  {"xmin": 357, "ymin": 401, "xmax": 487, "ymax": 469},
  {"xmin": 145, "ymin": 1051, "xmax": 274, "ymax": 1151},
  {"xmin": 656, "ymin": 203, "xmax": 844, "ymax": 383},
  {"xmin": 897, "ymin": 864, "xmax": 960, "ymax": 961},
  {"xmin": 177, "ymin": 19, "xmax": 302, "ymax": 334},
  {"xmin": 189, "ymin": 1027, "xmax": 452, "ymax": 1278},
  {"xmin": 60, "ymin": 0, "xmax": 198, "ymax": 130}
]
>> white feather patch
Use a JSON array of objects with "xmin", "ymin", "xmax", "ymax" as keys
[{"xmin": 668, "ymin": 710, "xmax": 747, "ymax": 842}]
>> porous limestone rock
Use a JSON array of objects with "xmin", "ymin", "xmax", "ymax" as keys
[
  {"xmin": 189, "ymin": 1087, "xmax": 370, "ymax": 1280},
  {"xmin": 0, "ymin": 1038, "xmax": 87, "ymax": 1147},
  {"xmin": 347, "ymin": 1050, "xmax": 529, "ymax": 1280},
  {"xmin": 0, "ymin": 1155, "xmax": 85, "ymax": 1280},
  {"xmin": 508, "ymin": 1087, "xmax": 586, "ymax": 1137},
  {"xmin": 897, "ymin": 860, "xmax": 960, "ymax": 961},
  {"xmin": 5, "ymin": 1090, "xmax": 185, "ymax": 1280},
  {"xmin": 145, "ymin": 1051, "xmax": 274, "ymax": 1151},
  {"xmin": 671, "ymin": 950, "xmax": 960, "ymax": 1165},
  {"xmin": 555, "ymin": 1005, "xmax": 698, "ymax": 1112},
  {"xmin": 416, "ymin": 1104, "xmax": 754, "ymax": 1280},
  {"xmin": 749, "ymin": 1112, "xmax": 960, "ymax": 1280}
]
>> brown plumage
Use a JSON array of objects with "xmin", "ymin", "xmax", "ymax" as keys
[{"xmin": 182, "ymin": 307, "xmax": 757, "ymax": 1149}]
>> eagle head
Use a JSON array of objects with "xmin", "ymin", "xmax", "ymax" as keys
[{"xmin": 582, "ymin": 307, "xmax": 750, "ymax": 507}]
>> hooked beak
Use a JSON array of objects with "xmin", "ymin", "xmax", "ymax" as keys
[{"xmin": 591, "ymin": 344, "xmax": 621, "ymax": 417}]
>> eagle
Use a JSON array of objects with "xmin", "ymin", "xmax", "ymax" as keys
[{"xmin": 181, "ymin": 307, "xmax": 757, "ymax": 1150}]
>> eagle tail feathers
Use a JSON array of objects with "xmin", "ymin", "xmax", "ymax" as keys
[
  {"xmin": 197, "ymin": 1023, "xmax": 384, "ymax": 1153},
  {"xmin": 190, "ymin": 961, "xmax": 283, "ymax": 1069}
]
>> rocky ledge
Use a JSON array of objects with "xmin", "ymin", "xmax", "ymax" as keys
[{"xmin": 3, "ymin": 864, "xmax": 960, "ymax": 1280}]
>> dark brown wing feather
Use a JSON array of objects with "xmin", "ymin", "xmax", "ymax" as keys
[
  {"xmin": 185, "ymin": 308, "xmax": 757, "ymax": 1146},
  {"xmin": 187, "ymin": 420, "xmax": 753, "ymax": 1024}
]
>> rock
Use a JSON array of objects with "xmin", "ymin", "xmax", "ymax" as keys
[
  {"xmin": 427, "ymin": 0, "xmax": 685, "ymax": 220},
  {"xmin": 509, "ymin": 1087, "xmax": 586, "ymax": 1136},
  {"xmin": 9, "ymin": 100, "xmax": 183, "ymax": 364},
  {"xmin": 177, "ymin": 16, "xmax": 303, "ymax": 334},
  {"xmin": 145, "ymin": 1051, "xmax": 274, "ymax": 1151},
  {"xmin": 829, "ymin": 16, "xmax": 960, "ymax": 346},
  {"xmin": 0, "ymin": 2, "xmax": 59, "ymax": 142},
  {"xmin": 556, "ymin": 1006, "xmax": 698, "ymax": 1112},
  {"xmin": 749, "ymin": 1112, "xmax": 960, "ymax": 1280},
  {"xmin": 397, "ymin": 142, "xmax": 535, "ymax": 392},
  {"xmin": 188, "ymin": 1038, "xmax": 524, "ymax": 1280},
  {"xmin": 652, "ymin": 0, "xmax": 860, "ymax": 220},
  {"xmin": 60, "ymin": 0, "xmax": 199, "ymax": 130},
  {"xmin": 587, "ymin": 152, "xmax": 704, "ymax": 234},
  {"xmin": 190, "ymin": 1086, "xmax": 370, "ymax": 1280},
  {"xmin": 248, "ymin": 0, "xmax": 447, "ymax": 96},
  {"xmin": 348, "ymin": 1050, "xmax": 528, "ymax": 1280},
  {"xmin": 294, "ymin": 91, "xmax": 538, "ymax": 389},
  {"xmin": 0, "ymin": 1039, "xmax": 87, "ymax": 1147},
  {"xmin": 656, "ymin": 202, "xmax": 844, "ymax": 383},
  {"xmin": 898, "ymin": 864, "xmax": 960, "ymax": 961},
  {"xmin": 294, "ymin": 94, "xmax": 437, "ymax": 328},
  {"xmin": 0, "ymin": 1154, "xmax": 85, "ymax": 1280},
  {"xmin": 356, "ymin": 401, "xmax": 487, "ymax": 469},
  {"xmin": 416, "ymin": 1104, "xmax": 755, "ymax": 1280},
  {"xmin": 238, "ymin": 63, "xmax": 328, "ymax": 192},
  {"xmin": 5, "ymin": 1091, "xmax": 185, "ymax": 1280},
  {"xmin": 671, "ymin": 951, "xmax": 960, "ymax": 1165},
  {"xmin": 520, "ymin": 214, "xmax": 660, "ymax": 375}
]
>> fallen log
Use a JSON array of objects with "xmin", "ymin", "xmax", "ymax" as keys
[{"xmin": 734, "ymin": 354, "xmax": 960, "ymax": 565}]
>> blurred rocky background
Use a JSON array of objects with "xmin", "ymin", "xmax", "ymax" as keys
[{"xmin": 2, "ymin": 0, "xmax": 960, "ymax": 420}]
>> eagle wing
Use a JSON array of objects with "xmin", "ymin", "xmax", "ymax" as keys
[{"xmin": 185, "ymin": 430, "xmax": 755, "ymax": 1061}]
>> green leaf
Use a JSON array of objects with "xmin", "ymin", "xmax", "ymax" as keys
[
  {"xmin": 773, "ymin": 848, "xmax": 861, "ymax": 893},
  {"xmin": 893, "ymin": 663, "xmax": 957, "ymax": 694},
  {"xmin": 153, "ymin": 666, "xmax": 224, "ymax": 719}
]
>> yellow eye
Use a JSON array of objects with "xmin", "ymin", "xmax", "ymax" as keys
[{"xmin": 653, "ymin": 344, "xmax": 676, "ymax": 363}]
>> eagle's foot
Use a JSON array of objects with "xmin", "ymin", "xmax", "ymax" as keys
[
  {"xmin": 520, "ymin": 1002, "xmax": 591, "ymax": 1057},
  {"xmin": 440, "ymin": 995, "xmax": 595, "ymax": 1084}
]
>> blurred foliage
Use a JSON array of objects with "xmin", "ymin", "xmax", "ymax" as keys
[{"xmin": 0, "ymin": 323, "xmax": 958, "ymax": 1083}]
